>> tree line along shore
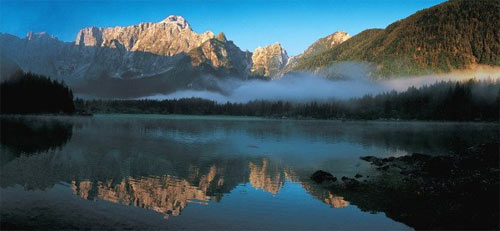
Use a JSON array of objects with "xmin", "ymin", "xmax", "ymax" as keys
[{"xmin": 1, "ymin": 71, "xmax": 499, "ymax": 122}]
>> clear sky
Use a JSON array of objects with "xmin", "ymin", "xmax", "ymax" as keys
[{"xmin": 0, "ymin": 0, "xmax": 446, "ymax": 56}]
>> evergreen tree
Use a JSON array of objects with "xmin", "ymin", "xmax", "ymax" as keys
[{"xmin": 0, "ymin": 71, "xmax": 76, "ymax": 114}]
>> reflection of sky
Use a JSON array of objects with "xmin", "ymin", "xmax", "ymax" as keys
[
  {"xmin": 90, "ymin": 116, "xmax": 408, "ymax": 175},
  {"xmin": 144, "ymin": 124, "xmax": 394, "ymax": 157},
  {"xmin": 129, "ymin": 117, "xmax": 412, "ymax": 177},
  {"xmin": 54, "ymin": 114, "xmax": 496, "ymax": 176}
]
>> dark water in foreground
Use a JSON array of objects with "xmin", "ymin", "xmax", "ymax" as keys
[{"xmin": 0, "ymin": 114, "xmax": 497, "ymax": 230}]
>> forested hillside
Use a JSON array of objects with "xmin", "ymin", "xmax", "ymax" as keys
[{"xmin": 292, "ymin": 0, "xmax": 500, "ymax": 76}]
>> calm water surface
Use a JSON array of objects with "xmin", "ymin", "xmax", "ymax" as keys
[{"xmin": 0, "ymin": 114, "xmax": 497, "ymax": 230}]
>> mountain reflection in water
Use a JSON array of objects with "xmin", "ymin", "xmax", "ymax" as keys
[
  {"xmin": 69, "ymin": 157, "xmax": 349, "ymax": 220},
  {"xmin": 1, "ymin": 115, "xmax": 497, "ymax": 230},
  {"xmin": 72, "ymin": 176, "xmax": 210, "ymax": 219},
  {"xmin": 248, "ymin": 159, "xmax": 285, "ymax": 194}
]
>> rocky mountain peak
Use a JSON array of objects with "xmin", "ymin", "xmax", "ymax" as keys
[
  {"xmin": 254, "ymin": 42, "xmax": 287, "ymax": 55},
  {"xmin": 216, "ymin": 32, "xmax": 227, "ymax": 42},
  {"xmin": 325, "ymin": 31, "xmax": 351, "ymax": 46},
  {"xmin": 188, "ymin": 34, "xmax": 252, "ymax": 76},
  {"xmin": 251, "ymin": 42, "xmax": 289, "ymax": 78},
  {"xmin": 301, "ymin": 31, "xmax": 350, "ymax": 57},
  {"xmin": 73, "ymin": 15, "xmax": 214, "ymax": 56},
  {"xmin": 282, "ymin": 30, "xmax": 351, "ymax": 73},
  {"xmin": 25, "ymin": 31, "xmax": 57, "ymax": 41},
  {"xmin": 271, "ymin": 42, "xmax": 283, "ymax": 48},
  {"xmin": 160, "ymin": 15, "xmax": 190, "ymax": 29},
  {"xmin": 75, "ymin": 27, "xmax": 102, "ymax": 46}
]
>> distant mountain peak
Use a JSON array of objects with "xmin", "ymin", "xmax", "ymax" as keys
[
  {"xmin": 281, "ymin": 30, "xmax": 350, "ymax": 74},
  {"xmin": 160, "ymin": 15, "xmax": 190, "ymax": 29},
  {"xmin": 255, "ymin": 42, "xmax": 285, "ymax": 52},
  {"xmin": 301, "ymin": 31, "xmax": 350, "ymax": 57},
  {"xmin": 25, "ymin": 31, "xmax": 57, "ymax": 41},
  {"xmin": 73, "ymin": 15, "xmax": 215, "ymax": 56},
  {"xmin": 326, "ymin": 31, "xmax": 350, "ymax": 45},
  {"xmin": 272, "ymin": 42, "xmax": 283, "ymax": 47},
  {"xmin": 251, "ymin": 42, "xmax": 288, "ymax": 78}
]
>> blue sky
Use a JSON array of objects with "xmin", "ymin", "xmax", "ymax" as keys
[{"xmin": 0, "ymin": 0, "xmax": 445, "ymax": 56}]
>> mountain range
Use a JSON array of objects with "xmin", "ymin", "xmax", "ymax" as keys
[{"xmin": 0, "ymin": 0, "xmax": 498, "ymax": 97}]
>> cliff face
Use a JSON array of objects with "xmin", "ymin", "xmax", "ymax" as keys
[
  {"xmin": 188, "ymin": 32, "xmax": 252, "ymax": 76},
  {"xmin": 250, "ymin": 42, "xmax": 289, "ymax": 78},
  {"xmin": 75, "ymin": 16, "xmax": 215, "ymax": 56},
  {"xmin": 70, "ymin": 15, "xmax": 251, "ymax": 79}
]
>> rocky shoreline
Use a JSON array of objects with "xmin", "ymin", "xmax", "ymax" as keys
[{"xmin": 311, "ymin": 141, "xmax": 499, "ymax": 230}]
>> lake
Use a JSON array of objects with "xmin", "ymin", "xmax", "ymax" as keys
[{"xmin": 0, "ymin": 114, "xmax": 498, "ymax": 230}]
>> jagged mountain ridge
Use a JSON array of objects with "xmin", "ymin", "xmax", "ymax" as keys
[
  {"xmin": 75, "ymin": 15, "xmax": 215, "ymax": 56},
  {"xmin": 74, "ymin": 15, "xmax": 254, "ymax": 76},
  {"xmin": 0, "ymin": 16, "xmax": 276, "ymax": 97},
  {"xmin": 0, "ymin": 16, "xmax": 253, "ymax": 80}
]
